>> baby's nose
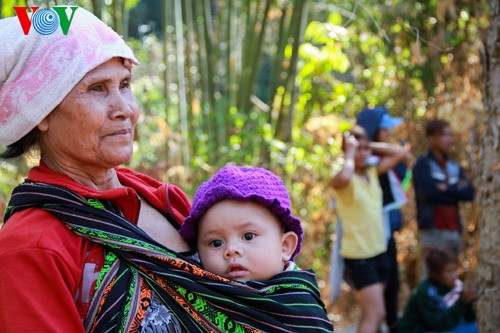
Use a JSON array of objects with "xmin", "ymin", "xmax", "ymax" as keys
[{"xmin": 224, "ymin": 243, "xmax": 241, "ymax": 259}]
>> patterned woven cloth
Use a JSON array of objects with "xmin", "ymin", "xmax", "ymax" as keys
[{"xmin": 4, "ymin": 181, "xmax": 334, "ymax": 333}]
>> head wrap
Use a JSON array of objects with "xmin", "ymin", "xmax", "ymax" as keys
[
  {"xmin": 0, "ymin": 7, "xmax": 138, "ymax": 146},
  {"xmin": 180, "ymin": 166, "xmax": 303, "ymax": 260}
]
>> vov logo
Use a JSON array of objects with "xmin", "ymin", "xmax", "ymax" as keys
[{"xmin": 14, "ymin": 6, "xmax": 79, "ymax": 35}]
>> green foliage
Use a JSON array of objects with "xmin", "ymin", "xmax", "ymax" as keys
[
  {"xmin": 0, "ymin": 157, "xmax": 31, "ymax": 202},
  {"xmin": 0, "ymin": 162, "xmax": 18, "ymax": 202},
  {"xmin": 0, "ymin": 0, "xmax": 19, "ymax": 18}
]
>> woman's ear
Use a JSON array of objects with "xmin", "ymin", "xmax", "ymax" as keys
[
  {"xmin": 37, "ymin": 106, "xmax": 60, "ymax": 132},
  {"xmin": 281, "ymin": 231, "xmax": 299, "ymax": 262},
  {"xmin": 37, "ymin": 116, "xmax": 49, "ymax": 132}
]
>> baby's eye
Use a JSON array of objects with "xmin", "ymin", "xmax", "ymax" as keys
[
  {"xmin": 243, "ymin": 232, "xmax": 256, "ymax": 241},
  {"xmin": 209, "ymin": 239, "xmax": 224, "ymax": 248}
]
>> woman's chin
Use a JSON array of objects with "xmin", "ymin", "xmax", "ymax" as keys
[{"xmin": 101, "ymin": 149, "xmax": 134, "ymax": 167}]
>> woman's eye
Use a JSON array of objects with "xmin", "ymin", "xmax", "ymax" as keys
[
  {"xmin": 89, "ymin": 84, "xmax": 103, "ymax": 92},
  {"xmin": 243, "ymin": 232, "xmax": 255, "ymax": 241},
  {"xmin": 121, "ymin": 81, "xmax": 131, "ymax": 89},
  {"xmin": 209, "ymin": 240, "xmax": 223, "ymax": 248}
]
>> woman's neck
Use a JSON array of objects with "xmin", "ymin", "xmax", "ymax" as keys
[{"xmin": 41, "ymin": 156, "xmax": 122, "ymax": 191}]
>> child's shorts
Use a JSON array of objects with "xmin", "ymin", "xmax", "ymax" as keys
[{"xmin": 344, "ymin": 252, "xmax": 390, "ymax": 290}]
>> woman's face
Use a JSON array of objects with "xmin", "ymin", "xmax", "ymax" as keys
[{"xmin": 38, "ymin": 58, "xmax": 139, "ymax": 171}]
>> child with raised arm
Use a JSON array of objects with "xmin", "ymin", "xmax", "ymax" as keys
[
  {"xmin": 331, "ymin": 125, "xmax": 407, "ymax": 333},
  {"xmin": 356, "ymin": 106, "xmax": 413, "ymax": 333},
  {"xmin": 180, "ymin": 165, "xmax": 334, "ymax": 332}
]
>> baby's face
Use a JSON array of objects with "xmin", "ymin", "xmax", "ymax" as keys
[{"xmin": 196, "ymin": 200, "xmax": 296, "ymax": 282}]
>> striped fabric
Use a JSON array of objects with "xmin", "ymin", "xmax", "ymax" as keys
[{"xmin": 4, "ymin": 181, "xmax": 334, "ymax": 333}]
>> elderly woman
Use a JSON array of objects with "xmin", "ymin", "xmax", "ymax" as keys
[{"xmin": 0, "ymin": 8, "xmax": 333, "ymax": 333}]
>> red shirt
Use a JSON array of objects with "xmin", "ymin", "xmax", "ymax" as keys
[
  {"xmin": 433, "ymin": 206, "xmax": 459, "ymax": 230},
  {"xmin": 0, "ymin": 163, "xmax": 191, "ymax": 333},
  {"xmin": 433, "ymin": 157, "xmax": 459, "ymax": 231}
]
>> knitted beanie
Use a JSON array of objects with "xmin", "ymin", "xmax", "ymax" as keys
[
  {"xmin": 180, "ymin": 166, "xmax": 303, "ymax": 260},
  {"xmin": 0, "ymin": 7, "xmax": 138, "ymax": 146}
]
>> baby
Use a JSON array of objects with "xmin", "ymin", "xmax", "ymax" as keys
[
  {"xmin": 180, "ymin": 165, "xmax": 334, "ymax": 332},
  {"xmin": 180, "ymin": 165, "xmax": 303, "ymax": 282}
]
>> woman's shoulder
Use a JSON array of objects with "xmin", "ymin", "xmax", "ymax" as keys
[
  {"xmin": 0, "ymin": 207, "xmax": 91, "ymax": 261},
  {"xmin": 0, "ymin": 207, "xmax": 96, "ymax": 328}
]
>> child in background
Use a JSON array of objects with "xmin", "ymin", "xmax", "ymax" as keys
[
  {"xmin": 180, "ymin": 165, "xmax": 334, "ymax": 332},
  {"xmin": 399, "ymin": 249, "xmax": 478, "ymax": 333},
  {"xmin": 412, "ymin": 119, "xmax": 475, "ymax": 278},
  {"xmin": 331, "ymin": 125, "xmax": 407, "ymax": 333},
  {"xmin": 356, "ymin": 106, "xmax": 413, "ymax": 333}
]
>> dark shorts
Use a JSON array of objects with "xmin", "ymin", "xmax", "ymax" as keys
[{"xmin": 344, "ymin": 252, "xmax": 390, "ymax": 290}]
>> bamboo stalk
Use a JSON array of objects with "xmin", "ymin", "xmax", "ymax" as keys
[
  {"xmin": 285, "ymin": 0, "xmax": 308, "ymax": 142},
  {"xmin": 92, "ymin": 0, "xmax": 102, "ymax": 18},
  {"xmin": 162, "ymin": 0, "xmax": 170, "ymax": 159},
  {"xmin": 261, "ymin": 3, "xmax": 290, "ymax": 164},
  {"xmin": 122, "ymin": 0, "xmax": 128, "ymax": 39},
  {"xmin": 267, "ymin": 4, "xmax": 289, "ymax": 118},
  {"xmin": 174, "ymin": 0, "xmax": 190, "ymax": 165},
  {"xmin": 241, "ymin": 0, "xmax": 272, "ymax": 115},
  {"xmin": 184, "ymin": 0, "xmax": 196, "ymax": 160},
  {"xmin": 225, "ymin": 0, "xmax": 234, "ymax": 142},
  {"xmin": 274, "ymin": 0, "xmax": 306, "ymax": 142},
  {"xmin": 192, "ymin": 1, "xmax": 211, "ymax": 159},
  {"xmin": 112, "ymin": 0, "xmax": 119, "ymax": 34},
  {"xmin": 200, "ymin": 0, "xmax": 218, "ymax": 162},
  {"xmin": 237, "ymin": 0, "xmax": 255, "ymax": 113}
]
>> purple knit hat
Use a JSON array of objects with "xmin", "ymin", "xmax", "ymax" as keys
[{"xmin": 180, "ymin": 166, "xmax": 303, "ymax": 260}]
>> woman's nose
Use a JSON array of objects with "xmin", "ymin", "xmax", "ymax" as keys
[{"xmin": 109, "ymin": 90, "xmax": 137, "ymax": 119}]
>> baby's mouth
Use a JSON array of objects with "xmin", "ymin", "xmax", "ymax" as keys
[{"xmin": 226, "ymin": 263, "xmax": 248, "ymax": 278}]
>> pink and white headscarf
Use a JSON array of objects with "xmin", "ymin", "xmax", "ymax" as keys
[{"xmin": 0, "ymin": 7, "xmax": 138, "ymax": 146}]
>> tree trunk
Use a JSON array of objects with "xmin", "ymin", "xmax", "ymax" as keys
[{"xmin": 477, "ymin": 0, "xmax": 500, "ymax": 331}]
